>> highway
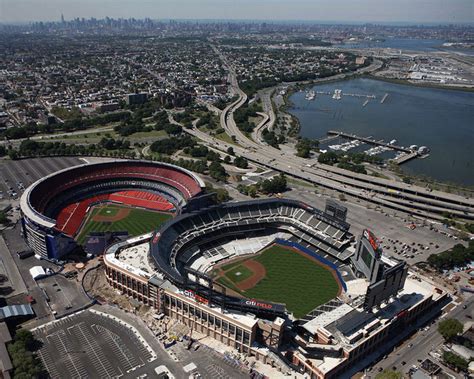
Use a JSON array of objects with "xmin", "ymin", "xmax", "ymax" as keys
[{"xmin": 211, "ymin": 47, "xmax": 474, "ymax": 222}]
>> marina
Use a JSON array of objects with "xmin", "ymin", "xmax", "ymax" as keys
[
  {"xmin": 304, "ymin": 88, "xmax": 376, "ymax": 103},
  {"xmin": 289, "ymin": 78, "xmax": 474, "ymax": 185},
  {"xmin": 326, "ymin": 130, "xmax": 426, "ymax": 165}
]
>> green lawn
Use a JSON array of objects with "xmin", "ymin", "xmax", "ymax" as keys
[
  {"xmin": 215, "ymin": 131, "xmax": 238, "ymax": 145},
  {"xmin": 225, "ymin": 265, "xmax": 254, "ymax": 283},
  {"xmin": 237, "ymin": 245, "xmax": 340, "ymax": 318},
  {"xmin": 76, "ymin": 204, "xmax": 172, "ymax": 244}
]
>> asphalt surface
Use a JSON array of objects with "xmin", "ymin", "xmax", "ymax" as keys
[
  {"xmin": 1, "ymin": 222, "xmax": 91, "ymax": 325},
  {"xmin": 0, "ymin": 234, "xmax": 27, "ymax": 298},
  {"xmin": 0, "ymin": 156, "xmax": 83, "ymax": 200},
  {"xmin": 94, "ymin": 304, "xmax": 248, "ymax": 379},
  {"xmin": 32, "ymin": 310, "xmax": 156, "ymax": 379},
  {"xmin": 2, "ymin": 223, "xmax": 52, "ymax": 323}
]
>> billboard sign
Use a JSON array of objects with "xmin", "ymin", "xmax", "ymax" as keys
[
  {"xmin": 363, "ymin": 262, "xmax": 408, "ymax": 309},
  {"xmin": 236, "ymin": 298, "xmax": 286, "ymax": 313},
  {"xmin": 183, "ymin": 289, "xmax": 209, "ymax": 305},
  {"xmin": 363, "ymin": 229, "xmax": 379, "ymax": 252}
]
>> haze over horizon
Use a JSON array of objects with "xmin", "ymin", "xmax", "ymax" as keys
[{"xmin": 1, "ymin": 0, "xmax": 473, "ymax": 24}]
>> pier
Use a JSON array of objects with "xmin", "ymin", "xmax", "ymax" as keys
[
  {"xmin": 313, "ymin": 91, "xmax": 376, "ymax": 99},
  {"xmin": 392, "ymin": 152, "xmax": 419, "ymax": 164},
  {"xmin": 326, "ymin": 130, "xmax": 426, "ymax": 165},
  {"xmin": 327, "ymin": 130, "xmax": 413, "ymax": 153},
  {"xmin": 380, "ymin": 93, "xmax": 389, "ymax": 104},
  {"xmin": 318, "ymin": 135, "xmax": 340, "ymax": 144}
]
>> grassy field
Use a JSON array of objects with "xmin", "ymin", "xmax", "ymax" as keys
[
  {"xmin": 219, "ymin": 245, "xmax": 340, "ymax": 318},
  {"xmin": 76, "ymin": 204, "xmax": 172, "ymax": 244},
  {"xmin": 215, "ymin": 131, "xmax": 238, "ymax": 145}
]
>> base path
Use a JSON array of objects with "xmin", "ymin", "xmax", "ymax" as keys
[
  {"xmin": 236, "ymin": 260, "xmax": 266, "ymax": 291},
  {"xmin": 92, "ymin": 206, "xmax": 131, "ymax": 222}
]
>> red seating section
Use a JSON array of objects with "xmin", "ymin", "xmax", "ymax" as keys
[
  {"xmin": 55, "ymin": 190, "xmax": 173, "ymax": 237},
  {"xmin": 108, "ymin": 191, "xmax": 174, "ymax": 212},
  {"xmin": 32, "ymin": 162, "xmax": 202, "ymax": 213}
]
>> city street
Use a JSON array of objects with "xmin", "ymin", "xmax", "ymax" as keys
[{"xmin": 367, "ymin": 296, "xmax": 474, "ymax": 377}]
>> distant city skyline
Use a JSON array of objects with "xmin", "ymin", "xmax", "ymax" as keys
[{"xmin": 1, "ymin": 0, "xmax": 473, "ymax": 24}]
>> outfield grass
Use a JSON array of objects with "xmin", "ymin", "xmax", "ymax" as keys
[
  {"xmin": 230, "ymin": 245, "xmax": 340, "ymax": 318},
  {"xmin": 76, "ymin": 204, "xmax": 172, "ymax": 244},
  {"xmin": 225, "ymin": 265, "xmax": 254, "ymax": 283}
]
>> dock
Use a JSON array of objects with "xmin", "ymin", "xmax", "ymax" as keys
[
  {"xmin": 318, "ymin": 135, "xmax": 340, "ymax": 144},
  {"xmin": 392, "ymin": 152, "xmax": 419, "ymax": 165},
  {"xmin": 327, "ymin": 130, "xmax": 413, "ymax": 153},
  {"xmin": 326, "ymin": 130, "xmax": 425, "ymax": 165}
]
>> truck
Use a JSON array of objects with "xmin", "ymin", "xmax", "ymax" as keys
[{"xmin": 17, "ymin": 250, "xmax": 34, "ymax": 260}]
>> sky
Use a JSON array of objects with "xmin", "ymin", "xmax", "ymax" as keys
[{"xmin": 0, "ymin": 0, "xmax": 473, "ymax": 24}]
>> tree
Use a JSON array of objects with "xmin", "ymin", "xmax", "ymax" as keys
[
  {"xmin": 208, "ymin": 161, "xmax": 228, "ymax": 182},
  {"xmin": 428, "ymin": 241, "xmax": 474, "ymax": 271},
  {"xmin": 443, "ymin": 351, "xmax": 468, "ymax": 371},
  {"xmin": 234, "ymin": 156, "xmax": 248, "ymax": 169},
  {"xmin": 248, "ymin": 186, "xmax": 257, "ymax": 198},
  {"xmin": 7, "ymin": 329, "xmax": 43, "ymax": 378},
  {"xmin": 295, "ymin": 138, "xmax": 316, "ymax": 158},
  {"xmin": 375, "ymin": 370, "xmax": 402, "ymax": 379},
  {"xmin": 226, "ymin": 146, "xmax": 235, "ymax": 156},
  {"xmin": 260, "ymin": 173, "xmax": 287, "ymax": 194},
  {"xmin": 205, "ymin": 183, "xmax": 231, "ymax": 203},
  {"xmin": 164, "ymin": 123, "xmax": 182, "ymax": 136},
  {"xmin": 438, "ymin": 318, "xmax": 463, "ymax": 342},
  {"xmin": 215, "ymin": 188, "xmax": 230, "ymax": 203},
  {"xmin": 318, "ymin": 151, "xmax": 339, "ymax": 165}
]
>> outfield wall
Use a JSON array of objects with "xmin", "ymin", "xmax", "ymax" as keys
[{"xmin": 274, "ymin": 239, "xmax": 347, "ymax": 292}]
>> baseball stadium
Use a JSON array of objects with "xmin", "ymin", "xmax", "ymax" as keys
[
  {"xmin": 20, "ymin": 160, "xmax": 449, "ymax": 379},
  {"xmin": 20, "ymin": 160, "xmax": 205, "ymax": 258}
]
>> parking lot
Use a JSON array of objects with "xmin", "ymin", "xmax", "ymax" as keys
[
  {"xmin": 32, "ymin": 309, "xmax": 156, "ymax": 379},
  {"xmin": 0, "ymin": 156, "xmax": 83, "ymax": 200}
]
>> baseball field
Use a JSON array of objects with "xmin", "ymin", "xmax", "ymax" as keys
[
  {"xmin": 213, "ymin": 244, "xmax": 341, "ymax": 318},
  {"xmin": 76, "ymin": 203, "xmax": 172, "ymax": 244}
]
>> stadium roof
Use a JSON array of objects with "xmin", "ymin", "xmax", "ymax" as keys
[
  {"xmin": 332, "ymin": 309, "xmax": 375, "ymax": 336},
  {"xmin": 302, "ymin": 303, "xmax": 353, "ymax": 335},
  {"xmin": 0, "ymin": 305, "xmax": 34, "ymax": 320}
]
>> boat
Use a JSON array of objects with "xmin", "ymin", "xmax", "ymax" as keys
[
  {"xmin": 305, "ymin": 90, "xmax": 316, "ymax": 101},
  {"xmin": 332, "ymin": 89, "xmax": 342, "ymax": 100},
  {"xmin": 418, "ymin": 146, "xmax": 430, "ymax": 155}
]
